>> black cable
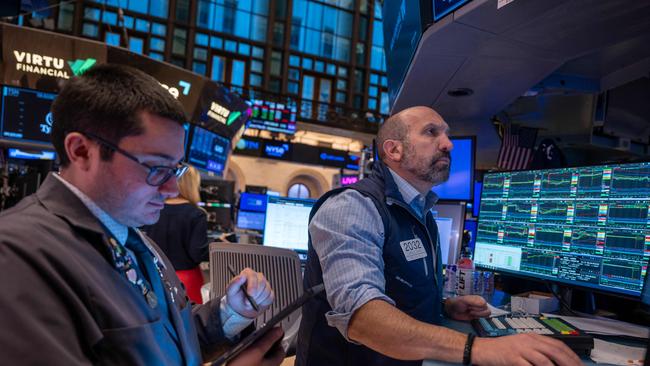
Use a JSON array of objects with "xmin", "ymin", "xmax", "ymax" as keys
[{"xmin": 544, "ymin": 281, "xmax": 580, "ymax": 316}]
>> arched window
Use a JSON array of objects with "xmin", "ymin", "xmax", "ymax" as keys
[{"xmin": 287, "ymin": 183, "xmax": 311, "ymax": 199}]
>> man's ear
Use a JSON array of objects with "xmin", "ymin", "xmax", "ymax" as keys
[
  {"xmin": 64, "ymin": 132, "xmax": 94, "ymax": 171},
  {"xmin": 382, "ymin": 139, "xmax": 404, "ymax": 163}
]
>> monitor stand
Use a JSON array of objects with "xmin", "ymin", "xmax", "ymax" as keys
[{"xmin": 555, "ymin": 285, "xmax": 596, "ymax": 315}]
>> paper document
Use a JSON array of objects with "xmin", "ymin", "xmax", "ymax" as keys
[
  {"xmin": 542, "ymin": 314, "xmax": 650, "ymax": 338},
  {"xmin": 487, "ymin": 303, "xmax": 510, "ymax": 318},
  {"xmin": 590, "ymin": 339, "xmax": 645, "ymax": 365}
]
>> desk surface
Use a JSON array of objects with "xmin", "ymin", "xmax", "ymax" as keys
[{"xmin": 423, "ymin": 319, "xmax": 600, "ymax": 366}]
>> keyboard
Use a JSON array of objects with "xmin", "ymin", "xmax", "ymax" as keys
[{"xmin": 472, "ymin": 315, "xmax": 594, "ymax": 356}]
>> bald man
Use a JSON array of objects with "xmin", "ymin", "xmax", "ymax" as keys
[{"xmin": 296, "ymin": 106, "xmax": 581, "ymax": 366}]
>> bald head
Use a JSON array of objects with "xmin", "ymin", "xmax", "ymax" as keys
[
  {"xmin": 377, "ymin": 106, "xmax": 445, "ymax": 161},
  {"xmin": 375, "ymin": 106, "xmax": 453, "ymax": 193}
]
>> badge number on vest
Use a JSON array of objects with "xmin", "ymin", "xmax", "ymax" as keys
[{"xmin": 400, "ymin": 238, "xmax": 427, "ymax": 261}]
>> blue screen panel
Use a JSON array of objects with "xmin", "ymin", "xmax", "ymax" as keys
[
  {"xmin": 236, "ymin": 210, "xmax": 266, "ymax": 231},
  {"xmin": 431, "ymin": 137, "xmax": 474, "ymax": 201},
  {"xmin": 239, "ymin": 192, "xmax": 267, "ymax": 212},
  {"xmin": 187, "ymin": 126, "xmax": 230, "ymax": 175}
]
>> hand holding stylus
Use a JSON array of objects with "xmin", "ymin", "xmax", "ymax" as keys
[{"xmin": 226, "ymin": 266, "xmax": 274, "ymax": 318}]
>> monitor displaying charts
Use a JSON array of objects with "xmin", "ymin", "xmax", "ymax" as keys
[{"xmin": 474, "ymin": 162, "xmax": 650, "ymax": 297}]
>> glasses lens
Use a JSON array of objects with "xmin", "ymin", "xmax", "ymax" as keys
[{"xmin": 147, "ymin": 167, "xmax": 175, "ymax": 186}]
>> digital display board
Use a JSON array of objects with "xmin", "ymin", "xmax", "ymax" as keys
[
  {"xmin": 193, "ymin": 82, "xmax": 251, "ymax": 139},
  {"xmin": 340, "ymin": 174, "xmax": 359, "ymax": 186},
  {"xmin": 234, "ymin": 136, "xmax": 263, "ymax": 157},
  {"xmin": 262, "ymin": 140, "xmax": 292, "ymax": 161},
  {"xmin": 187, "ymin": 125, "xmax": 230, "ymax": 175},
  {"xmin": 247, "ymin": 99, "xmax": 297, "ymax": 134},
  {"xmin": 1, "ymin": 86, "xmax": 56, "ymax": 144},
  {"xmin": 474, "ymin": 162, "xmax": 650, "ymax": 297}
]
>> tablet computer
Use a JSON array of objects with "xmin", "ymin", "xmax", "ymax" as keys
[{"xmin": 212, "ymin": 283, "xmax": 325, "ymax": 365}]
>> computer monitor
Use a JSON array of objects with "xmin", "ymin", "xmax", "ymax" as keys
[
  {"xmin": 187, "ymin": 125, "xmax": 230, "ymax": 175},
  {"xmin": 1, "ymin": 86, "xmax": 56, "ymax": 145},
  {"xmin": 236, "ymin": 210, "xmax": 266, "ymax": 231},
  {"xmin": 474, "ymin": 162, "xmax": 650, "ymax": 297},
  {"xmin": 200, "ymin": 179, "xmax": 235, "ymax": 204},
  {"xmin": 431, "ymin": 202, "xmax": 466, "ymax": 265},
  {"xmin": 239, "ymin": 192, "xmax": 267, "ymax": 212},
  {"xmin": 431, "ymin": 137, "xmax": 475, "ymax": 201},
  {"xmin": 263, "ymin": 196, "xmax": 315, "ymax": 253}
]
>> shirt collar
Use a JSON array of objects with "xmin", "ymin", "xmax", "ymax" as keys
[
  {"xmin": 387, "ymin": 167, "xmax": 439, "ymax": 218},
  {"xmin": 53, "ymin": 173, "xmax": 129, "ymax": 245}
]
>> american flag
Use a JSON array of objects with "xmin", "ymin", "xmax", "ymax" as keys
[{"xmin": 497, "ymin": 124, "xmax": 538, "ymax": 171}]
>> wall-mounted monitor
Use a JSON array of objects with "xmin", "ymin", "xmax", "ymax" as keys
[
  {"xmin": 431, "ymin": 137, "xmax": 475, "ymax": 201},
  {"xmin": 474, "ymin": 162, "xmax": 650, "ymax": 297},
  {"xmin": 187, "ymin": 125, "xmax": 230, "ymax": 175},
  {"xmin": 236, "ymin": 210, "xmax": 266, "ymax": 231},
  {"xmin": 431, "ymin": 202, "xmax": 466, "ymax": 265},
  {"xmin": 263, "ymin": 196, "xmax": 315, "ymax": 253},
  {"xmin": 1, "ymin": 86, "xmax": 56, "ymax": 145}
]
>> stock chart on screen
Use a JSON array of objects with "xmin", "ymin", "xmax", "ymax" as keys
[{"xmin": 474, "ymin": 162, "xmax": 650, "ymax": 296}]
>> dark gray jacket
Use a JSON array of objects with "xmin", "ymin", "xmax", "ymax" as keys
[{"xmin": 0, "ymin": 174, "xmax": 229, "ymax": 365}]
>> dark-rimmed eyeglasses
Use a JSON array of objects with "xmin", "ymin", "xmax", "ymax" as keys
[{"xmin": 81, "ymin": 131, "xmax": 188, "ymax": 187}]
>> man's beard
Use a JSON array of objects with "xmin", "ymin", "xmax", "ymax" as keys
[{"xmin": 403, "ymin": 142, "xmax": 451, "ymax": 185}]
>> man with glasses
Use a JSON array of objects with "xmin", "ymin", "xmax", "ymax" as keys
[{"xmin": 0, "ymin": 64, "xmax": 283, "ymax": 366}]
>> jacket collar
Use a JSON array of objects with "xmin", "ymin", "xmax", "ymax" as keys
[
  {"xmin": 372, "ymin": 160, "xmax": 404, "ymax": 202},
  {"xmin": 372, "ymin": 160, "xmax": 439, "ymax": 211},
  {"xmin": 36, "ymin": 173, "xmax": 107, "ymax": 236}
]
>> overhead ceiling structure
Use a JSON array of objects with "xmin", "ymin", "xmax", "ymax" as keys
[{"xmin": 391, "ymin": 0, "xmax": 650, "ymax": 123}]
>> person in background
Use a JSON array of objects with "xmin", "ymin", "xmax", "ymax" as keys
[
  {"xmin": 142, "ymin": 165, "xmax": 209, "ymax": 304},
  {"xmin": 297, "ymin": 106, "xmax": 582, "ymax": 366},
  {"xmin": 0, "ymin": 64, "xmax": 281, "ymax": 366}
]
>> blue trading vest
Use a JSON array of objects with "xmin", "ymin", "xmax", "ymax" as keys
[{"xmin": 296, "ymin": 161, "xmax": 443, "ymax": 366}]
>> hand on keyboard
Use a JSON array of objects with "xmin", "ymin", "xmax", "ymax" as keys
[{"xmin": 472, "ymin": 333, "xmax": 583, "ymax": 366}]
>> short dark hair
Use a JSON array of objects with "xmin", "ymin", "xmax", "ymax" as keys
[{"xmin": 51, "ymin": 64, "xmax": 187, "ymax": 167}]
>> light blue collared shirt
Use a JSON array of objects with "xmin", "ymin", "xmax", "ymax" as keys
[
  {"xmin": 53, "ymin": 173, "xmax": 252, "ymax": 338},
  {"xmin": 54, "ymin": 173, "xmax": 128, "ymax": 244},
  {"xmin": 310, "ymin": 167, "xmax": 438, "ymax": 341}
]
